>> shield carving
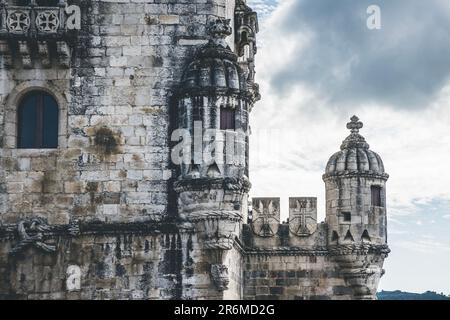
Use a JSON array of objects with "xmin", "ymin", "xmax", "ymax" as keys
[{"xmin": 289, "ymin": 197, "xmax": 318, "ymax": 237}]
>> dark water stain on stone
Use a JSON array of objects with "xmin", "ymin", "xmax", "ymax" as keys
[{"xmin": 94, "ymin": 127, "xmax": 120, "ymax": 157}]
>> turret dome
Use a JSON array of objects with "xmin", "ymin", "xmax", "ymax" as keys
[
  {"xmin": 324, "ymin": 116, "xmax": 388, "ymax": 179},
  {"xmin": 180, "ymin": 19, "xmax": 247, "ymax": 94}
]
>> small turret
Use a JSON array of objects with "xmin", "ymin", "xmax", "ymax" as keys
[
  {"xmin": 173, "ymin": 18, "xmax": 255, "ymax": 298},
  {"xmin": 323, "ymin": 116, "xmax": 389, "ymax": 246},
  {"xmin": 323, "ymin": 116, "xmax": 390, "ymax": 299}
]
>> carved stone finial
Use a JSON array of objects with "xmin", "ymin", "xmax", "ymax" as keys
[
  {"xmin": 207, "ymin": 18, "xmax": 232, "ymax": 46},
  {"xmin": 340, "ymin": 116, "xmax": 369, "ymax": 150},
  {"xmin": 347, "ymin": 115, "xmax": 363, "ymax": 134}
]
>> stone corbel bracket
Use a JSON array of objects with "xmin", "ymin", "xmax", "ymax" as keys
[
  {"xmin": 210, "ymin": 264, "xmax": 230, "ymax": 291},
  {"xmin": 186, "ymin": 211, "xmax": 242, "ymax": 250},
  {"xmin": 0, "ymin": 40, "xmax": 12, "ymax": 67},
  {"xmin": 0, "ymin": 39, "xmax": 73, "ymax": 69},
  {"xmin": 0, "ymin": 3, "xmax": 80, "ymax": 69}
]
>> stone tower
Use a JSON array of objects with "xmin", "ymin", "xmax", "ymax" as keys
[
  {"xmin": 173, "ymin": 15, "xmax": 257, "ymax": 299},
  {"xmin": 323, "ymin": 116, "xmax": 390, "ymax": 299}
]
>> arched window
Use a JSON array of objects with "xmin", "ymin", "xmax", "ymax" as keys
[{"xmin": 17, "ymin": 91, "xmax": 59, "ymax": 149}]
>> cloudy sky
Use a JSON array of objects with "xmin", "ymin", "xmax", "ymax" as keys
[{"xmin": 248, "ymin": 0, "xmax": 450, "ymax": 294}]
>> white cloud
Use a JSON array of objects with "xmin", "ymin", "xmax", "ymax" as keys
[{"xmin": 395, "ymin": 239, "xmax": 450, "ymax": 254}]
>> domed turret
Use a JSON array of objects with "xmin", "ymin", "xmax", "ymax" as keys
[
  {"xmin": 173, "ymin": 19, "xmax": 255, "ymax": 281},
  {"xmin": 323, "ymin": 116, "xmax": 389, "ymax": 246},
  {"xmin": 324, "ymin": 116, "xmax": 388, "ymax": 178},
  {"xmin": 323, "ymin": 116, "xmax": 390, "ymax": 300},
  {"xmin": 175, "ymin": 18, "xmax": 255, "ymax": 180},
  {"xmin": 179, "ymin": 19, "xmax": 248, "ymax": 96}
]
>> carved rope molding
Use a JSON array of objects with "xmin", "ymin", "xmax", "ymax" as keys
[
  {"xmin": 0, "ymin": 219, "xmax": 390, "ymax": 257},
  {"xmin": 0, "ymin": 219, "xmax": 181, "ymax": 241},
  {"xmin": 243, "ymin": 244, "xmax": 390, "ymax": 257},
  {"xmin": 173, "ymin": 177, "xmax": 252, "ymax": 193}
]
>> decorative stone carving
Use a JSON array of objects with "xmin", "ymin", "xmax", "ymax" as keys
[
  {"xmin": 173, "ymin": 177, "xmax": 251, "ymax": 194},
  {"xmin": 202, "ymin": 217, "xmax": 237, "ymax": 250},
  {"xmin": 235, "ymin": 0, "xmax": 258, "ymax": 53},
  {"xmin": 324, "ymin": 116, "xmax": 389, "ymax": 179},
  {"xmin": 328, "ymin": 244, "xmax": 390, "ymax": 256},
  {"xmin": 2, "ymin": 5, "xmax": 80, "ymax": 34},
  {"xmin": 0, "ymin": 4, "xmax": 79, "ymax": 68},
  {"xmin": 18, "ymin": 40, "xmax": 32, "ymax": 68},
  {"xmin": 289, "ymin": 197, "xmax": 318, "ymax": 236},
  {"xmin": 0, "ymin": 40, "xmax": 12, "ymax": 67},
  {"xmin": 207, "ymin": 17, "xmax": 232, "ymax": 44},
  {"xmin": 210, "ymin": 264, "xmax": 229, "ymax": 291},
  {"xmin": 57, "ymin": 41, "xmax": 71, "ymax": 68},
  {"xmin": 36, "ymin": 10, "xmax": 60, "ymax": 33},
  {"xmin": 68, "ymin": 219, "xmax": 81, "ymax": 236},
  {"xmin": 6, "ymin": 10, "xmax": 30, "ymax": 33},
  {"xmin": 10, "ymin": 218, "xmax": 56, "ymax": 255},
  {"xmin": 37, "ymin": 41, "xmax": 51, "ymax": 68},
  {"xmin": 251, "ymin": 198, "xmax": 280, "ymax": 237},
  {"xmin": 234, "ymin": 0, "xmax": 259, "ymax": 101}
]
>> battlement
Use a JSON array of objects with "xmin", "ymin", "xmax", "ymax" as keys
[
  {"xmin": 249, "ymin": 197, "xmax": 318, "ymax": 237},
  {"xmin": 245, "ymin": 197, "xmax": 326, "ymax": 249}
]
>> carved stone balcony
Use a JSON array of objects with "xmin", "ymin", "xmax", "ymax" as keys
[{"xmin": 0, "ymin": 0, "xmax": 80, "ymax": 68}]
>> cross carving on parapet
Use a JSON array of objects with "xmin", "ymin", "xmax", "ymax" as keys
[{"xmin": 347, "ymin": 115, "xmax": 363, "ymax": 134}]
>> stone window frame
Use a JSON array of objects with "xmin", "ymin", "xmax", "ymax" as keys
[
  {"xmin": 4, "ymin": 80, "xmax": 68, "ymax": 152},
  {"xmin": 370, "ymin": 185, "xmax": 383, "ymax": 208},
  {"xmin": 338, "ymin": 211, "xmax": 352, "ymax": 225}
]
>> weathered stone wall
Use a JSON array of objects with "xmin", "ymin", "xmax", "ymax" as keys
[
  {"xmin": 0, "ymin": 0, "xmax": 235, "ymax": 225},
  {"xmin": 0, "ymin": 231, "xmax": 173, "ymax": 299},
  {"xmin": 243, "ymin": 254, "xmax": 351, "ymax": 300},
  {"xmin": 0, "ymin": 0, "xmax": 247, "ymax": 300},
  {"xmin": 243, "ymin": 222, "xmax": 351, "ymax": 300}
]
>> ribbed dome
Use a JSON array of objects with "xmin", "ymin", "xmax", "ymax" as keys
[
  {"xmin": 324, "ymin": 116, "xmax": 388, "ymax": 177},
  {"xmin": 180, "ymin": 19, "xmax": 246, "ymax": 93},
  {"xmin": 182, "ymin": 52, "xmax": 244, "ymax": 91}
]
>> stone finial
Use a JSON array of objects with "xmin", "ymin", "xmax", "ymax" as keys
[
  {"xmin": 340, "ymin": 115, "xmax": 369, "ymax": 150},
  {"xmin": 207, "ymin": 18, "xmax": 232, "ymax": 46},
  {"xmin": 347, "ymin": 115, "xmax": 363, "ymax": 134}
]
